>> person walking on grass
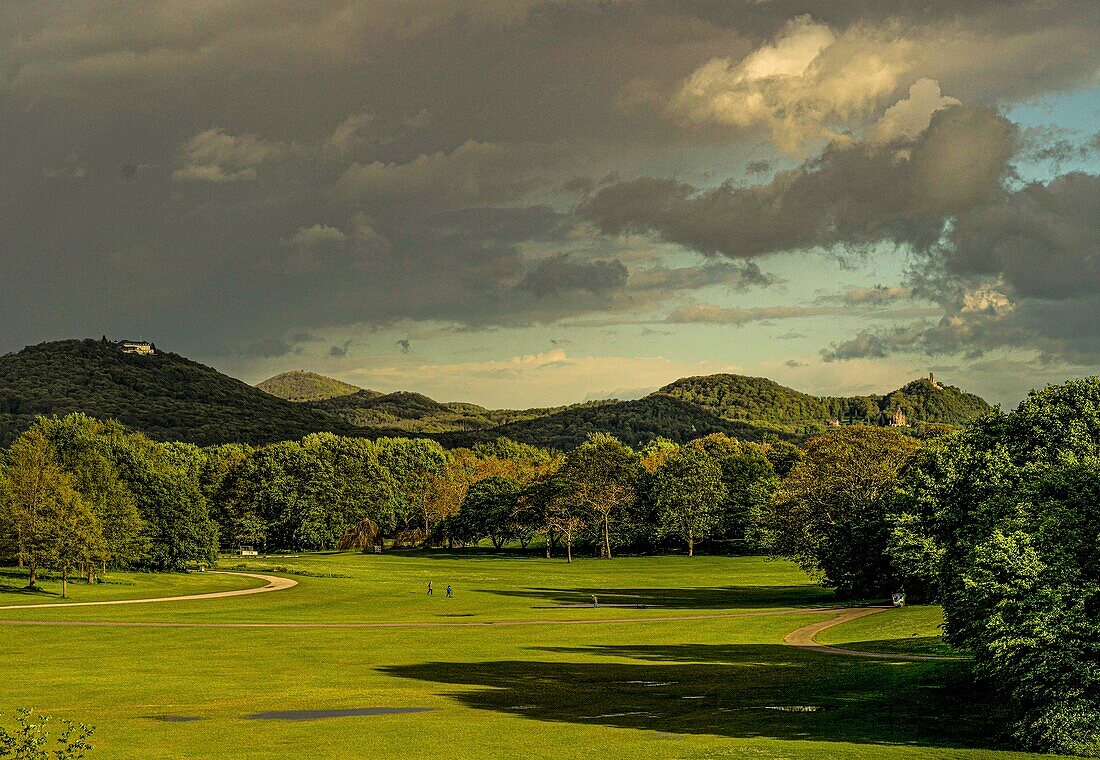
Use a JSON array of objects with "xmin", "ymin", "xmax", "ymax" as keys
[
  {"xmin": 427, "ymin": 581, "xmax": 433, "ymax": 596},
  {"xmin": 591, "ymin": 595, "xmax": 598, "ymax": 608},
  {"xmin": 446, "ymin": 585, "xmax": 453, "ymax": 598}
]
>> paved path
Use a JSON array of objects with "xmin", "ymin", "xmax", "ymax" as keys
[
  {"xmin": 783, "ymin": 606, "xmax": 971, "ymax": 661},
  {"xmin": 0, "ymin": 572, "xmax": 297, "ymax": 611}
]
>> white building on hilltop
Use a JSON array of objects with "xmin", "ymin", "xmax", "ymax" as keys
[{"xmin": 117, "ymin": 339, "xmax": 155, "ymax": 355}]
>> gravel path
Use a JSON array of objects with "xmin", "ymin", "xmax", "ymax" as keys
[{"xmin": 783, "ymin": 606, "xmax": 971, "ymax": 661}]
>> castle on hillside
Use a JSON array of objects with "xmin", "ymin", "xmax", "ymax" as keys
[
  {"xmin": 888, "ymin": 408, "xmax": 908, "ymax": 427},
  {"xmin": 928, "ymin": 372, "xmax": 942, "ymax": 389},
  {"xmin": 102, "ymin": 335, "xmax": 155, "ymax": 355}
]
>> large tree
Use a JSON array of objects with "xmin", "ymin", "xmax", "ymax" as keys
[
  {"xmin": 891, "ymin": 378, "xmax": 1100, "ymax": 755},
  {"xmin": 0, "ymin": 429, "xmax": 104, "ymax": 592},
  {"xmin": 558, "ymin": 434, "xmax": 641, "ymax": 559},
  {"xmin": 762, "ymin": 426, "xmax": 919, "ymax": 597},
  {"xmin": 652, "ymin": 446, "xmax": 726, "ymax": 556}
]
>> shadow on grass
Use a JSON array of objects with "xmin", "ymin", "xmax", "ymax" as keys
[
  {"xmin": 824, "ymin": 637, "xmax": 968, "ymax": 658},
  {"xmin": 0, "ymin": 569, "xmax": 60, "ymax": 597},
  {"xmin": 381, "ymin": 644, "xmax": 1003, "ymax": 750},
  {"xmin": 477, "ymin": 585, "xmax": 834, "ymax": 610}
]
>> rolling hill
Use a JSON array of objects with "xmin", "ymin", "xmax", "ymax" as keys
[
  {"xmin": 256, "ymin": 370, "xmax": 365, "ymax": 401},
  {"xmin": 0, "ymin": 339, "xmax": 354, "ymax": 446},
  {"xmin": 0, "ymin": 341, "xmax": 993, "ymax": 449},
  {"xmin": 660, "ymin": 373, "xmax": 991, "ymax": 428}
]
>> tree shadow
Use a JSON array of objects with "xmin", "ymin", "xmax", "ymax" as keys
[
  {"xmin": 0, "ymin": 569, "xmax": 59, "ymax": 597},
  {"xmin": 477, "ymin": 585, "xmax": 835, "ymax": 609},
  {"xmin": 381, "ymin": 644, "xmax": 1004, "ymax": 750}
]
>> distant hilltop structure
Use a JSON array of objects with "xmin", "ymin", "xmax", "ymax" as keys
[
  {"xmin": 889, "ymin": 408, "xmax": 908, "ymax": 427},
  {"xmin": 102, "ymin": 335, "xmax": 155, "ymax": 355},
  {"xmin": 928, "ymin": 372, "xmax": 942, "ymax": 389}
]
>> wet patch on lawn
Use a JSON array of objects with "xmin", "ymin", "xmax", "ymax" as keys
[{"xmin": 243, "ymin": 708, "xmax": 434, "ymax": 721}]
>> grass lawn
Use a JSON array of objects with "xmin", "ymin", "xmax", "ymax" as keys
[{"xmin": 0, "ymin": 553, "xmax": 1055, "ymax": 759}]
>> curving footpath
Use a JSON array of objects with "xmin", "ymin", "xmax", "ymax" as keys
[
  {"xmin": 784, "ymin": 606, "xmax": 971, "ymax": 661},
  {"xmin": 0, "ymin": 571, "xmax": 297, "ymax": 611}
]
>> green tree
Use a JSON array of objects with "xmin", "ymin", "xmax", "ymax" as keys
[
  {"xmin": 891, "ymin": 378, "xmax": 1100, "ymax": 755},
  {"xmin": 762, "ymin": 426, "xmax": 919, "ymax": 597},
  {"xmin": 0, "ymin": 431, "xmax": 80, "ymax": 587},
  {"xmin": 35, "ymin": 415, "xmax": 145, "ymax": 573},
  {"xmin": 652, "ymin": 447, "xmax": 726, "ymax": 556},
  {"xmin": 457, "ymin": 476, "xmax": 521, "ymax": 549},
  {"xmin": 558, "ymin": 434, "xmax": 641, "ymax": 559},
  {"xmin": 688, "ymin": 434, "xmax": 777, "ymax": 546}
]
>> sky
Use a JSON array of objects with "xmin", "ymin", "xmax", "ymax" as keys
[{"xmin": 1, "ymin": 1, "xmax": 1097, "ymax": 409}]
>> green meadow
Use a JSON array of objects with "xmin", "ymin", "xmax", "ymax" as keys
[{"xmin": 0, "ymin": 553, "xmax": 1061, "ymax": 759}]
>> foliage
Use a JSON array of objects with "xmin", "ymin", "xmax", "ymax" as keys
[
  {"xmin": 660, "ymin": 374, "xmax": 990, "ymax": 428},
  {"xmin": 762, "ymin": 426, "xmax": 920, "ymax": 597},
  {"xmin": 652, "ymin": 446, "xmax": 726, "ymax": 556},
  {"xmin": 890, "ymin": 378, "xmax": 1100, "ymax": 755},
  {"xmin": 558, "ymin": 434, "xmax": 643, "ymax": 558},
  {"xmin": 452, "ymin": 476, "xmax": 523, "ymax": 549},
  {"xmin": 0, "ymin": 709, "xmax": 94, "ymax": 760},
  {"xmin": 0, "ymin": 340, "xmax": 353, "ymax": 446}
]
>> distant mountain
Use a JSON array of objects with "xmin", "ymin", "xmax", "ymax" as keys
[
  {"xmin": 438, "ymin": 395, "xmax": 797, "ymax": 449},
  {"xmin": 306, "ymin": 390, "xmax": 574, "ymax": 433},
  {"xmin": 257, "ymin": 370, "xmax": 365, "ymax": 401},
  {"xmin": 0, "ymin": 341, "xmax": 993, "ymax": 449},
  {"xmin": 0, "ymin": 339, "xmax": 353, "ymax": 446},
  {"xmin": 660, "ymin": 373, "xmax": 991, "ymax": 428}
]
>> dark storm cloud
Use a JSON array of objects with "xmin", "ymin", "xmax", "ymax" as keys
[
  {"xmin": 944, "ymin": 172, "xmax": 1100, "ymax": 300},
  {"xmin": 0, "ymin": 0, "xmax": 1097, "ymax": 365},
  {"xmin": 580, "ymin": 105, "xmax": 1017, "ymax": 259},
  {"xmin": 519, "ymin": 255, "xmax": 629, "ymax": 297}
]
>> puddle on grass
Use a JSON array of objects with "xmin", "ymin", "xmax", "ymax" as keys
[
  {"xmin": 762, "ymin": 705, "xmax": 829, "ymax": 713},
  {"xmin": 147, "ymin": 715, "xmax": 204, "ymax": 723},
  {"xmin": 244, "ymin": 708, "xmax": 434, "ymax": 721}
]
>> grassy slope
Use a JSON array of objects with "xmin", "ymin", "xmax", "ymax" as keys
[
  {"xmin": 0, "ymin": 555, "xmax": 1053, "ymax": 759},
  {"xmin": 256, "ymin": 371, "xmax": 365, "ymax": 402},
  {"xmin": 0, "ymin": 568, "xmax": 259, "ymax": 605}
]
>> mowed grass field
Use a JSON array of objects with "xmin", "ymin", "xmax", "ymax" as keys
[{"xmin": 0, "ymin": 553, "xmax": 1059, "ymax": 759}]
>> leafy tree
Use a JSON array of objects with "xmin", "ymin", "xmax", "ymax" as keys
[
  {"xmin": 374, "ymin": 437, "xmax": 446, "ymax": 537},
  {"xmin": 890, "ymin": 378, "xmax": 1100, "ymax": 755},
  {"xmin": 762, "ymin": 426, "xmax": 919, "ymax": 597},
  {"xmin": 0, "ymin": 431, "xmax": 83, "ymax": 587},
  {"xmin": 688, "ymin": 434, "xmax": 777, "ymax": 546},
  {"xmin": 558, "ymin": 434, "xmax": 642, "ymax": 559},
  {"xmin": 456, "ymin": 476, "xmax": 521, "ymax": 549},
  {"xmin": 521, "ymin": 469, "xmax": 586, "ymax": 561},
  {"xmin": 652, "ymin": 446, "xmax": 726, "ymax": 556},
  {"xmin": 0, "ymin": 708, "xmax": 94, "ymax": 759},
  {"xmin": 35, "ymin": 415, "xmax": 145, "ymax": 573}
]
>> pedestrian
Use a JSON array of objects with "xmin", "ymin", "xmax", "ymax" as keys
[
  {"xmin": 427, "ymin": 581, "xmax": 433, "ymax": 596},
  {"xmin": 446, "ymin": 585, "xmax": 453, "ymax": 598},
  {"xmin": 591, "ymin": 594, "xmax": 598, "ymax": 608}
]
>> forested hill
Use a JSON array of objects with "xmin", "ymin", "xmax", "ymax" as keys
[
  {"xmin": 438, "ymin": 395, "xmax": 799, "ymax": 450},
  {"xmin": 0, "ymin": 340, "xmax": 353, "ymax": 446},
  {"xmin": 660, "ymin": 374, "xmax": 992, "ymax": 427},
  {"xmin": 256, "ymin": 370, "xmax": 365, "ymax": 401}
]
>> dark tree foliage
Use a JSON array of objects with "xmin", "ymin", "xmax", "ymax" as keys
[
  {"xmin": 451, "ymin": 476, "xmax": 523, "ymax": 549},
  {"xmin": 660, "ymin": 374, "xmax": 990, "ymax": 428},
  {"xmin": 762, "ymin": 426, "xmax": 920, "ymax": 597},
  {"xmin": 891, "ymin": 378, "xmax": 1100, "ymax": 756},
  {"xmin": 0, "ymin": 339, "xmax": 354, "ymax": 446}
]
